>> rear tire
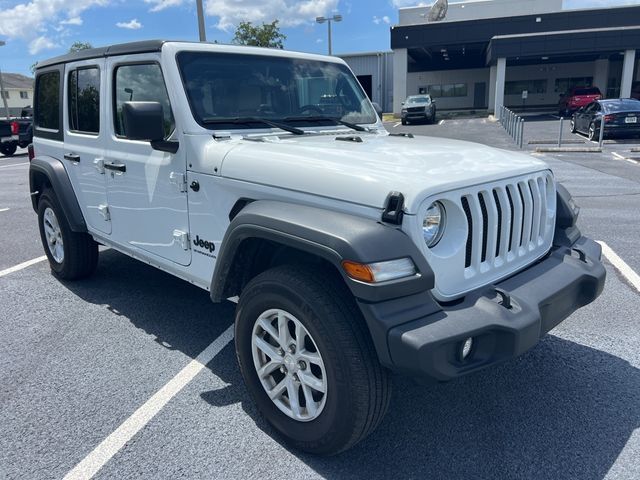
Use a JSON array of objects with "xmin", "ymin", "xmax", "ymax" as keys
[
  {"xmin": 235, "ymin": 264, "xmax": 391, "ymax": 455},
  {"xmin": 0, "ymin": 142, "xmax": 17, "ymax": 157},
  {"xmin": 570, "ymin": 118, "xmax": 577, "ymax": 133},
  {"xmin": 37, "ymin": 189, "xmax": 98, "ymax": 280}
]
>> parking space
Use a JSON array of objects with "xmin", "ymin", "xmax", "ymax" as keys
[{"xmin": 2, "ymin": 126, "xmax": 640, "ymax": 479}]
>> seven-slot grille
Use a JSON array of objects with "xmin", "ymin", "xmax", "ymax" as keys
[
  {"xmin": 461, "ymin": 173, "xmax": 554, "ymax": 274},
  {"xmin": 407, "ymin": 106, "xmax": 426, "ymax": 113}
]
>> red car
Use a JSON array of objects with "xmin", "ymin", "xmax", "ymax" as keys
[{"xmin": 559, "ymin": 86, "xmax": 602, "ymax": 116}]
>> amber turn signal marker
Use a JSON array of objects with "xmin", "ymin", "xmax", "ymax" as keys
[{"xmin": 341, "ymin": 260, "xmax": 375, "ymax": 283}]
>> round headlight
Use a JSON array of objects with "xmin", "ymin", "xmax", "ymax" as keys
[{"xmin": 423, "ymin": 201, "xmax": 446, "ymax": 248}]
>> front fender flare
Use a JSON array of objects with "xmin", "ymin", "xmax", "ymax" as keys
[{"xmin": 210, "ymin": 200, "xmax": 434, "ymax": 304}]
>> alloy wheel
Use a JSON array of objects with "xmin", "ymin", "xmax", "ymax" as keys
[{"xmin": 251, "ymin": 309, "xmax": 328, "ymax": 422}]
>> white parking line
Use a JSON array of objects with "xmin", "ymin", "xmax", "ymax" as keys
[
  {"xmin": 0, "ymin": 162, "xmax": 28, "ymax": 169},
  {"xmin": 0, "ymin": 208, "xmax": 8, "ymax": 212},
  {"xmin": 612, "ymin": 152, "xmax": 625, "ymax": 160},
  {"xmin": 393, "ymin": 122, "xmax": 401, "ymax": 128},
  {"xmin": 599, "ymin": 241, "xmax": 640, "ymax": 293},
  {"xmin": 64, "ymin": 324, "xmax": 235, "ymax": 480},
  {"xmin": 0, "ymin": 256, "xmax": 47, "ymax": 278}
]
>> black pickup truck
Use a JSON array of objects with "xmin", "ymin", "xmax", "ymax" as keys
[{"xmin": 1, "ymin": 109, "xmax": 33, "ymax": 156}]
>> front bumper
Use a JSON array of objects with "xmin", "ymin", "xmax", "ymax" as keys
[{"xmin": 359, "ymin": 236, "xmax": 605, "ymax": 381}]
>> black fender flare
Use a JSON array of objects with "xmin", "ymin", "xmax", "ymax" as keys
[
  {"xmin": 210, "ymin": 200, "xmax": 434, "ymax": 304},
  {"xmin": 29, "ymin": 156, "xmax": 87, "ymax": 232}
]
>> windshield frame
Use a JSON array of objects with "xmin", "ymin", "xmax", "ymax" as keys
[{"xmin": 176, "ymin": 50, "xmax": 378, "ymax": 131}]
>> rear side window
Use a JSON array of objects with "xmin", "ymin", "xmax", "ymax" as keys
[
  {"xmin": 68, "ymin": 67, "xmax": 100, "ymax": 134},
  {"xmin": 113, "ymin": 63, "xmax": 174, "ymax": 139},
  {"xmin": 35, "ymin": 71, "xmax": 60, "ymax": 131}
]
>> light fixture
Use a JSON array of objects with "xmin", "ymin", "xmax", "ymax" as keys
[
  {"xmin": 316, "ymin": 14, "xmax": 343, "ymax": 55},
  {"xmin": 460, "ymin": 337, "xmax": 474, "ymax": 360}
]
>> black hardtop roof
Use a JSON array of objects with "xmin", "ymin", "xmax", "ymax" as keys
[{"xmin": 35, "ymin": 40, "xmax": 169, "ymax": 69}]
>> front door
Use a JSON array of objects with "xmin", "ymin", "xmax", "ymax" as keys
[
  {"xmin": 63, "ymin": 59, "xmax": 111, "ymax": 234},
  {"xmin": 357, "ymin": 75, "xmax": 373, "ymax": 101},
  {"xmin": 103, "ymin": 58, "xmax": 191, "ymax": 266},
  {"xmin": 474, "ymin": 82, "xmax": 487, "ymax": 109}
]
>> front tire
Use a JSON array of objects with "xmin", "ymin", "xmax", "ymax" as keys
[
  {"xmin": 37, "ymin": 189, "xmax": 98, "ymax": 280},
  {"xmin": 401, "ymin": 118, "xmax": 407, "ymax": 125},
  {"xmin": 235, "ymin": 264, "xmax": 391, "ymax": 455},
  {"xmin": 588, "ymin": 123, "xmax": 597, "ymax": 141}
]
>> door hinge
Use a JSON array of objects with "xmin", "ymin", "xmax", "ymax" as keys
[
  {"xmin": 173, "ymin": 230, "xmax": 190, "ymax": 250},
  {"xmin": 94, "ymin": 157, "xmax": 105, "ymax": 174},
  {"xmin": 169, "ymin": 172, "xmax": 187, "ymax": 193},
  {"xmin": 98, "ymin": 204, "xmax": 110, "ymax": 221}
]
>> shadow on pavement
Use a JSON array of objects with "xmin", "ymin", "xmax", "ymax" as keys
[
  {"xmin": 203, "ymin": 335, "xmax": 639, "ymax": 480},
  {"xmin": 61, "ymin": 250, "xmax": 639, "ymax": 480}
]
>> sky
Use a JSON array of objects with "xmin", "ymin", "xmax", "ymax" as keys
[{"xmin": 0, "ymin": 0, "xmax": 639, "ymax": 76}]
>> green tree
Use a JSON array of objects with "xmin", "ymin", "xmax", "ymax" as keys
[
  {"xmin": 232, "ymin": 20, "xmax": 286, "ymax": 49},
  {"xmin": 68, "ymin": 41, "xmax": 93, "ymax": 52}
]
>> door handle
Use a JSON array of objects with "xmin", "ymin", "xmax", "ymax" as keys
[
  {"xmin": 64, "ymin": 153, "xmax": 80, "ymax": 162},
  {"xmin": 104, "ymin": 162, "xmax": 126, "ymax": 173}
]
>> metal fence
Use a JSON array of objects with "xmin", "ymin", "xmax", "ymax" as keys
[{"xmin": 499, "ymin": 106, "xmax": 524, "ymax": 149}]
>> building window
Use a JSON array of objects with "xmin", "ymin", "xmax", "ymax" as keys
[
  {"xmin": 20, "ymin": 91, "xmax": 28, "ymax": 99},
  {"xmin": 427, "ymin": 83, "xmax": 467, "ymax": 98},
  {"xmin": 35, "ymin": 71, "xmax": 60, "ymax": 131},
  {"xmin": 505, "ymin": 80, "xmax": 547, "ymax": 95},
  {"xmin": 1, "ymin": 90, "xmax": 9, "ymax": 99},
  {"xmin": 555, "ymin": 77, "xmax": 594, "ymax": 94},
  {"xmin": 68, "ymin": 67, "xmax": 100, "ymax": 134}
]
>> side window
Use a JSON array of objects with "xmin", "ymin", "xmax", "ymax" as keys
[
  {"xmin": 114, "ymin": 63, "xmax": 175, "ymax": 139},
  {"xmin": 35, "ymin": 71, "xmax": 60, "ymax": 131},
  {"xmin": 68, "ymin": 67, "xmax": 100, "ymax": 134}
]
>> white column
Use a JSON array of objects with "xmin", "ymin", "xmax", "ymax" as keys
[
  {"xmin": 488, "ymin": 65, "xmax": 497, "ymax": 114},
  {"xmin": 494, "ymin": 58, "xmax": 506, "ymax": 119},
  {"xmin": 593, "ymin": 58, "xmax": 609, "ymax": 97},
  {"xmin": 393, "ymin": 48, "xmax": 408, "ymax": 116},
  {"xmin": 620, "ymin": 49, "xmax": 636, "ymax": 99}
]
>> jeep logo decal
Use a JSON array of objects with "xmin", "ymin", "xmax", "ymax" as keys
[{"xmin": 193, "ymin": 235, "xmax": 215, "ymax": 253}]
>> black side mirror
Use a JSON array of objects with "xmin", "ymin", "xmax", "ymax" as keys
[
  {"xmin": 371, "ymin": 102, "xmax": 383, "ymax": 119},
  {"xmin": 122, "ymin": 101, "xmax": 178, "ymax": 153}
]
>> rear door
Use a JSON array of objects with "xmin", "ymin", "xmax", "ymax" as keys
[
  {"xmin": 103, "ymin": 57, "xmax": 191, "ymax": 266},
  {"xmin": 63, "ymin": 59, "xmax": 111, "ymax": 234}
]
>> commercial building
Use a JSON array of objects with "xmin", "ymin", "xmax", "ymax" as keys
[
  {"xmin": 391, "ymin": 0, "xmax": 640, "ymax": 116},
  {"xmin": 340, "ymin": 51, "xmax": 394, "ymax": 113},
  {"xmin": 0, "ymin": 72, "xmax": 34, "ymax": 117}
]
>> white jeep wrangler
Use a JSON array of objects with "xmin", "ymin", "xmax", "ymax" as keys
[{"xmin": 30, "ymin": 41, "xmax": 605, "ymax": 455}]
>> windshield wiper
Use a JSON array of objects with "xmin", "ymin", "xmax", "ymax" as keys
[
  {"xmin": 201, "ymin": 117, "xmax": 305, "ymax": 135},
  {"xmin": 283, "ymin": 115, "xmax": 370, "ymax": 132}
]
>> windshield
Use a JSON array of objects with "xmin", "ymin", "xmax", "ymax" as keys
[
  {"xmin": 574, "ymin": 88, "xmax": 600, "ymax": 96},
  {"xmin": 177, "ymin": 51, "xmax": 377, "ymax": 130},
  {"xmin": 407, "ymin": 96, "xmax": 430, "ymax": 104}
]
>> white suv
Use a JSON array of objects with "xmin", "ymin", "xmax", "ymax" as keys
[{"xmin": 30, "ymin": 41, "xmax": 605, "ymax": 455}]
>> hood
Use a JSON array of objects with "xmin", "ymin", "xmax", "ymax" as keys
[{"xmin": 219, "ymin": 132, "xmax": 550, "ymax": 214}]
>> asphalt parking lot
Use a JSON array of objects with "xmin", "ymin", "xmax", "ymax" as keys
[{"xmin": 2, "ymin": 121, "xmax": 640, "ymax": 479}]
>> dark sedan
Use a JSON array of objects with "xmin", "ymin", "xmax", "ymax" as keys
[
  {"xmin": 401, "ymin": 95, "xmax": 436, "ymax": 125},
  {"xmin": 571, "ymin": 99, "xmax": 640, "ymax": 141}
]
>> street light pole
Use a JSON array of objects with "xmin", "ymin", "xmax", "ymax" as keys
[
  {"xmin": 0, "ymin": 40, "xmax": 10, "ymax": 120},
  {"xmin": 316, "ymin": 14, "xmax": 342, "ymax": 56},
  {"xmin": 196, "ymin": 0, "xmax": 207, "ymax": 42}
]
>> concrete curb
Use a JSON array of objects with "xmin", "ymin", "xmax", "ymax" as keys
[
  {"xmin": 528, "ymin": 140, "xmax": 585, "ymax": 145},
  {"xmin": 535, "ymin": 147, "xmax": 602, "ymax": 153}
]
